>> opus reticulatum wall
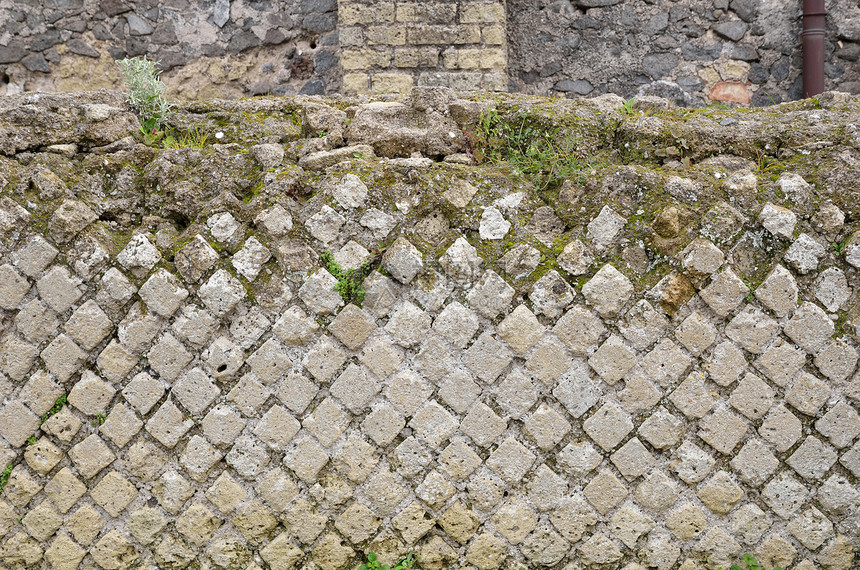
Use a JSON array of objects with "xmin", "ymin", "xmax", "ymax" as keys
[{"xmin": 0, "ymin": 88, "xmax": 858, "ymax": 569}]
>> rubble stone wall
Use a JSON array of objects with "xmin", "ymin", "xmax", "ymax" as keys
[
  {"xmin": 0, "ymin": 88, "xmax": 859, "ymax": 569},
  {"xmin": 0, "ymin": 0, "xmax": 340, "ymax": 99},
  {"xmin": 506, "ymin": 0, "xmax": 860, "ymax": 107},
  {"xmin": 3, "ymin": 0, "xmax": 860, "ymax": 105}
]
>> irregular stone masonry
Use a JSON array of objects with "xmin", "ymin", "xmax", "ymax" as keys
[
  {"xmin": 4, "ymin": 0, "xmax": 860, "ymax": 106},
  {"xmin": 0, "ymin": 88, "xmax": 859, "ymax": 569}
]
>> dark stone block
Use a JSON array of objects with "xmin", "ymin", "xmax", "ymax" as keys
[
  {"xmin": 748, "ymin": 63, "xmax": 769, "ymax": 84},
  {"xmin": 143, "ymin": 7, "xmax": 159, "ymax": 20},
  {"xmin": 540, "ymin": 61, "xmax": 562, "ymax": 77},
  {"xmin": 45, "ymin": 10, "xmax": 64, "ymax": 24},
  {"xmin": 574, "ymin": 0, "xmax": 622, "ymax": 6},
  {"xmin": 558, "ymin": 33, "xmax": 581, "ymax": 52},
  {"xmin": 640, "ymin": 80, "xmax": 703, "ymax": 107},
  {"xmin": 645, "ymin": 13, "xmax": 669, "ymax": 35},
  {"xmin": 825, "ymin": 62, "xmax": 844, "ymax": 79},
  {"xmin": 227, "ymin": 31, "xmax": 261, "ymax": 53},
  {"xmin": 92, "ymin": 23, "xmax": 113, "ymax": 40},
  {"xmin": 25, "ymin": 12, "xmax": 43, "ymax": 29},
  {"xmin": 654, "ymin": 34, "xmax": 681, "ymax": 49},
  {"xmin": 681, "ymin": 41, "xmax": 722, "ymax": 61},
  {"xmin": 677, "ymin": 75, "xmax": 704, "ymax": 92},
  {"xmin": 771, "ymin": 56, "xmax": 790, "ymax": 82},
  {"xmin": 713, "ymin": 21, "xmax": 748, "ymax": 42},
  {"xmin": 263, "ymin": 29, "xmax": 287, "ymax": 45},
  {"xmin": 669, "ymin": 5, "xmax": 691, "ymax": 22},
  {"xmin": 314, "ymin": 49, "xmax": 337, "ymax": 73},
  {"xmin": 29, "ymin": 29, "xmax": 62, "ymax": 52},
  {"xmin": 788, "ymin": 75, "xmax": 803, "ymax": 100},
  {"xmin": 152, "ymin": 21, "xmax": 177, "ymax": 44},
  {"xmin": 248, "ymin": 0, "xmax": 272, "ymax": 11},
  {"xmin": 67, "ymin": 38, "xmax": 101, "ymax": 57},
  {"xmin": 267, "ymin": 13, "xmax": 293, "ymax": 27},
  {"xmin": 249, "ymin": 80, "xmax": 273, "ymax": 96},
  {"xmin": 108, "ymin": 46, "xmax": 127, "ymax": 60},
  {"xmin": 45, "ymin": 48, "xmax": 62, "ymax": 63},
  {"xmin": 574, "ymin": 15, "xmax": 601, "ymax": 29},
  {"xmin": 620, "ymin": 6, "xmax": 639, "ymax": 27},
  {"xmin": 57, "ymin": 18, "xmax": 88, "ymax": 32},
  {"xmin": 271, "ymin": 83, "xmax": 294, "ymax": 96},
  {"xmin": 751, "ymin": 90, "xmax": 781, "ymax": 107},
  {"xmin": 554, "ymin": 79, "xmax": 594, "ymax": 94},
  {"xmin": 203, "ymin": 43, "xmax": 226, "ymax": 57},
  {"xmin": 156, "ymin": 50, "xmax": 188, "ymax": 70},
  {"xmin": 300, "ymin": 0, "xmax": 336, "ymax": 13},
  {"xmin": 730, "ymin": 0, "xmax": 758, "ymax": 22},
  {"xmin": 127, "ymin": 13, "xmax": 154, "ymax": 35},
  {"xmin": 299, "ymin": 78, "xmax": 326, "ymax": 95},
  {"xmin": 56, "ymin": 0, "xmax": 85, "ymax": 13},
  {"xmin": 302, "ymin": 12, "xmax": 336, "ymax": 34},
  {"xmin": 837, "ymin": 44, "xmax": 860, "ymax": 61},
  {"xmin": 728, "ymin": 44, "xmax": 759, "ymax": 61},
  {"xmin": 125, "ymin": 37, "xmax": 148, "ymax": 57},
  {"xmin": 21, "ymin": 53, "xmax": 51, "ymax": 73},
  {"xmin": 111, "ymin": 19, "xmax": 126, "ymax": 39},
  {"xmin": 642, "ymin": 52, "xmax": 679, "ymax": 79},
  {"xmin": 101, "ymin": 0, "xmax": 131, "ymax": 16},
  {"xmin": 518, "ymin": 69, "xmax": 539, "ymax": 85}
]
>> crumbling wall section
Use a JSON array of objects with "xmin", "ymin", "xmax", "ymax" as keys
[{"xmin": 0, "ymin": 89, "xmax": 859, "ymax": 569}]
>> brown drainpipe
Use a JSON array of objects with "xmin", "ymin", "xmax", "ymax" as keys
[{"xmin": 802, "ymin": 0, "xmax": 826, "ymax": 98}]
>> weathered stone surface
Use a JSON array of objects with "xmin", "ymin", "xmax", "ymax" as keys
[{"xmin": 0, "ymin": 92, "xmax": 857, "ymax": 570}]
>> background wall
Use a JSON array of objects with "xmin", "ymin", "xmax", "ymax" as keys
[
  {"xmin": 0, "ymin": 0, "xmax": 340, "ymax": 99},
  {"xmin": 506, "ymin": 0, "xmax": 860, "ymax": 107},
  {"xmin": 0, "ymin": 0, "xmax": 859, "ymax": 104}
]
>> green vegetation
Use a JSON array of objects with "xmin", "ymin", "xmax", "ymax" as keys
[
  {"xmin": 720, "ymin": 553, "xmax": 781, "ymax": 570},
  {"xmin": 0, "ymin": 464, "xmax": 13, "ymax": 495},
  {"xmin": 621, "ymin": 98, "xmax": 636, "ymax": 115},
  {"xmin": 92, "ymin": 412, "xmax": 107, "ymax": 427},
  {"xmin": 118, "ymin": 56, "xmax": 212, "ymax": 150},
  {"xmin": 162, "ymin": 126, "xmax": 210, "ymax": 150},
  {"xmin": 25, "ymin": 436, "xmax": 37, "ymax": 446},
  {"xmin": 468, "ymin": 108, "xmax": 590, "ymax": 191},
  {"xmin": 358, "ymin": 552, "xmax": 417, "ymax": 570},
  {"xmin": 117, "ymin": 56, "xmax": 172, "ymax": 131},
  {"xmin": 320, "ymin": 250, "xmax": 379, "ymax": 306},
  {"xmin": 40, "ymin": 394, "xmax": 67, "ymax": 425}
]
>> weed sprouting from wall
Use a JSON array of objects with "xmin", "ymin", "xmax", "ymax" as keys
[
  {"xmin": 117, "ymin": 56, "xmax": 172, "ymax": 131},
  {"xmin": 468, "ymin": 108, "xmax": 589, "ymax": 191}
]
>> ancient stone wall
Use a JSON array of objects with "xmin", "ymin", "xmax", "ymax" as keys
[
  {"xmin": 507, "ymin": 0, "xmax": 860, "ymax": 107},
  {"xmin": 338, "ymin": 0, "xmax": 507, "ymax": 95},
  {"xmin": 0, "ymin": 0, "xmax": 340, "ymax": 99},
  {"xmin": 3, "ymin": 0, "xmax": 860, "ymax": 104},
  {"xmin": 0, "ymin": 88, "xmax": 859, "ymax": 569}
]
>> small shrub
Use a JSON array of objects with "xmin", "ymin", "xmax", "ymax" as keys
[{"xmin": 117, "ymin": 56, "xmax": 172, "ymax": 131}]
